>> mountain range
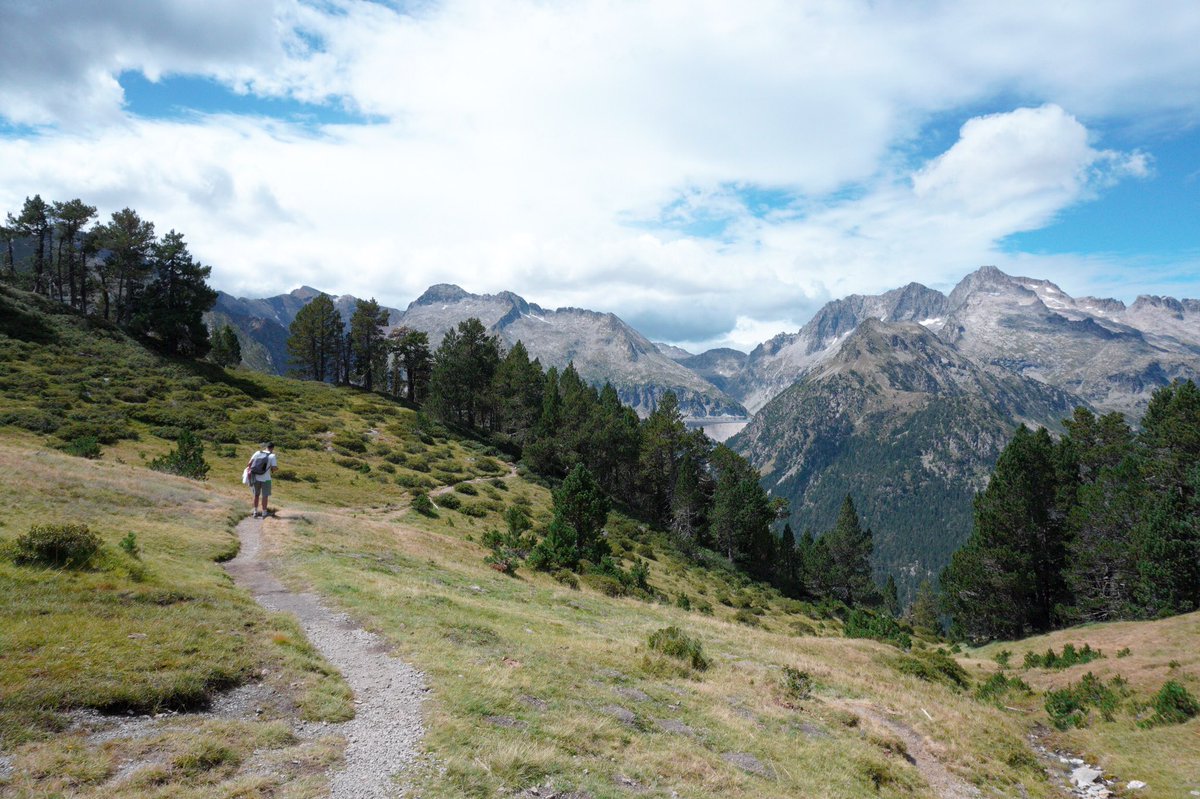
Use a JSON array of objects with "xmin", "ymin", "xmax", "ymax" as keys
[{"xmin": 209, "ymin": 267, "xmax": 1199, "ymax": 594}]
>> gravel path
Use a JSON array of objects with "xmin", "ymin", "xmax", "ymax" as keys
[
  {"xmin": 844, "ymin": 701, "xmax": 981, "ymax": 799},
  {"xmin": 225, "ymin": 516, "xmax": 427, "ymax": 799}
]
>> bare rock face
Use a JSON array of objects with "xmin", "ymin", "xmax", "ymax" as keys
[
  {"xmin": 396, "ymin": 285, "xmax": 748, "ymax": 419},
  {"xmin": 727, "ymin": 266, "xmax": 1198, "ymax": 420},
  {"xmin": 940, "ymin": 267, "xmax": 1200, "ymax": 418},
  {"xmin": 732, "ymin": 318, "xmax": 1084, "ymax": 597},
  {"xmin": 729, "ymin": 282, "xmax": 948, "ymax": 413}
]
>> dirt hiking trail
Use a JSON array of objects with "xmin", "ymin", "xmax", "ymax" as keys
[{"xmin": 225, "ymin": 515, "xmax": 427, "ymax": 799}]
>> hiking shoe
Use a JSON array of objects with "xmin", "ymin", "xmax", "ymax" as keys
[{"xmin": 253, "ymin": 511, "xmax": 261, "ymax": 518}]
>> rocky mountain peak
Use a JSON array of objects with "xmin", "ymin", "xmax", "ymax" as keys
[
  {"xmin": 290, "ymin": 285, "xmax": 324, "ymax": 300},
  {"xmin": 411, "ymin": 283, "xmax": 472, "ymax": 307},
  {"xmin": 946, "ymin": 265, "xmax": 1034, "ymax": 312},
  {"xmin": 1130, "ymin": 294, "xmax": 1194, "ymax": 317}
]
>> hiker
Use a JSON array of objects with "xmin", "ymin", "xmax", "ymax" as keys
[{"xmin": 245, "ymin": 442, "xmax": 277, "ymax": 518}]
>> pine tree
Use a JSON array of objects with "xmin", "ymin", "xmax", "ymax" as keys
[
  {"xmin": 97, "ymin": 208, "xmax": 155, "ymax": 324},
  {"xmin": 50, "ymin": 199, "xmax": 96, "ymax": 311},
  {"xmin": 638, "ymin": 391, "xmax": 687, "ymax": 525},
  {"xmin": 883, "ymin": 574, "xmax": 901, "ymax": 617},
  {"xmin": 209, "ymin": 324, "xmax": 242, "ymax": 367},
  {"xmin": 529, "ymin": 463, "xmax": 611, "ymax": 570},
  {"xmin": 909, "ymin": 579, "xmax": 940, "ymax": 636},
  {"xmin": 822, "ymin": 495, "xmax": 876, "ymax": 606},
  {"xmin": 287, "ymin": 293, "xmax": 343, "ymax": 381},
  {"xmin": 710, "ymin": 444, "xmax": 776, "ymax": 578},
  {"xmin": 8, "ymin": 195, "xmax": 51, "ymax": 294},
  {"xmin": 491, "ymin": 340, "xmax": 543, "ymax": 440},
  {"xmin": 524, "ymin": 366, "xmax": 564, "ymax": 475},
  {"xmin": 940, "ymin": 425, "xmax": 1070, "ymax": 640},
  {"xmin": 428, "ymin": 318, "xmax": 501, "ymax": 428},
  {"xmin": 778, "ymin": 523, "xmax": 799, "ymax": 596},
  {"xmin": 387, "ymin": 327, "xmax": 433, "ymax": 404},
  {"xmin": 348, "ymin": 298, "xmax": 390, "ymax": 391},
  {"xmin": 130, "ymin": 230, "xmax": 217, "ymax": 357}
]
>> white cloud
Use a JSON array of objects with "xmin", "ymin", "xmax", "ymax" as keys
[{"xmin": 0, "ymin": 0, "xmax": 1194, "ymax": 348}]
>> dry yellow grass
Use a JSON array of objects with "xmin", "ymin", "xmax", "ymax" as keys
[{"xmin": 968, "ymin": 614, "xmax": 1200, "ymax": 797}]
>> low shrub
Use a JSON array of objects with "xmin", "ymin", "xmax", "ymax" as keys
[
  {"xmin": 63, "ymin": 435, "xmax": 102, "ymax": 459},
  {"xmin": 1045, "ymin": 672, "xmax": 1126, "ymax": 730},
  {"xmin": 148, "ymin": 429, "xmax": 210, "ymax": 480},
  {"xmin": 553, "ymin": 569, "xmax": 579, "ymax": 590},
  {"xmin": 782, "ymin": 666, "xmax": 814, "ymax": 700},
  {"xmin": 582, "ymin": 572, "xmax": 626, "ymax": 597},
  {"xmin": 1142, "ymin": 680, "xmax": 1199, "ymax": 727},
  {"xmin": 411, "ymin": 493, "xmax": 437, "ymax": 517},
  {"xmin": 13, "ymin": 523, "xmax": 102, "ymax": 569},
  {"xmin": 455, "ymin": 482, "xmax": 478, "ymax": 495},
  {"xmin": 843, "ymin": 608, "xmax": 912, "ymax": 649},
  {"xmin": 1023, "ymin": 643, "xmax": 1103, "ymax": 670},
  {"xmin": 437, "ymin": 493, "xmax": 462, "ymax": 511},
  {"xmin": 1, "ymin": 407, "xmax": 61, "ymax": 433},
  {"xmin": 733, "ymin": 608, "xmax": 760, "ymax": 626},
  {"xmin": 118, "ymin": 532, "xmax": 140, "ymax": 559},
  {"xmin": 894, "ymin": 650, "xmax": 970, "ymax": 690},
  {"xmin": 974, "ymin": 672, "xmax": 1032, "ymax": 705},
  {"xmin": 647, "ymin": 626, "xmax": 710, "ymax": 671}
]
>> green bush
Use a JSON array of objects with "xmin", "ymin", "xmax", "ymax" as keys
[
  {"xmin": 455, "ymin": 482, "xmax": 478, "ymax": 495},
  {"xmin": 843, "ymin": 608, "xmax": 912, "ymax": 649},
  {"xmin": 1023, "ymin": 643, "xmax": 1103, "ymax": 670},
  {"xmin": 148, "ymin": 429, "xmax": 210, "ymax": 480},
  {"xmin": 647, "ymin": 626, "xmax": 710, "ymax": 671},
  {"xmin": 119, "ymin": 532, "xmax": 140, "ymax": 558},
  {"xmin": 332, "ymin": 432, "xmax": 367, "ymax": 453},
  {"xmin": 894, "ymin": 650, "xmax": 970, "ymax": 690},
  {"xmin": 582, "ymin": 572, "xmax": 626, "ymax": 597},
  {"xmin": 1045, "ymin": 672, "xmax": 1126, "ymax": 730},
  {"xmin": 437, "ymin": 493, "xmax": 462, "ymax": 511},
  {"xmin": 553, "ymin": 569, "xmax": 579, "ymax": 589},
  {"xmin": 782, "ymin": 666, "xmax": 814, "ymax": 700},
  {"xmin": 412, "ymin": 493, "xmax": 437, "ymax": 517},
  {"xmin": 1143, "ymin": 680, "xmax": 1200, "ymax": 727},
  {"xmin": 0, "ymin": 408, "xmax": 61, "ymax": 434},
  {"xmin": 13, "ymin": 523, "xmax": 102, "ymax": 569},
  {"xmin": 63, "ymin": 435, "xmax": 102, "ymax": 459},
  {"xmin": 974, "ymin": 672, "xmax": 1032, "ymax": 705},
  {"xmin": 733, "ymin": 608, "xmax": 760, "ymax": 626}
]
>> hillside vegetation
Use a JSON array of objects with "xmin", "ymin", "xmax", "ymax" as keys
[{"xmin": 0, "ymin": 283, "xmax": 1195, "ymax": 798}]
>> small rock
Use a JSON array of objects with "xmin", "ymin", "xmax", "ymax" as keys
[
  {"xmin": 484, "ymin": 715, "xmax": 527, "ymax": 729},
  {"xmin": 519, "ymin": 695, "xmax": 549, "ymax": 711},
  {"xmin": 722, "ymin": 752, "xmax": 773, "ymax": 779},
  {"xmin": 653, "ymin": 718, "xmax": 695, "ymax": 736},
  {"xmin": 614, "ymin": 687, "xmax": 651, "ymax": 703},
  {"xmin": 127, "ymin": 633, "xmax": 147, "ymax": 640},
  {"xmin": 1071, "ymin": 766, "xmax": 1103, "ymax": 788},
  {"xmin": 601, "ymin": 705, "xmax": 636, "ymax": 725},
  {"xmin": 1126, "ymin": 781, "xmax": 1147, "ymax": 790}
]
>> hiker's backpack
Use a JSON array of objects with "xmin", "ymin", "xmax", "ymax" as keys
[{"xmin": 249, "ymin": 452, "xmax": 270, "ymax": 476}]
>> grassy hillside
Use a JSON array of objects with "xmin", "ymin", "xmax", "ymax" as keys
[
  {"xmin": 966, "ymin": 614, "xmax": 1200, "ymax": 797},
  {"xmin": 0, "ymin": 282, "xmax": 1175, "ymax": 798}
]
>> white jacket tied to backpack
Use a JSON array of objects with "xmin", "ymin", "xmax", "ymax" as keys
[{"xmin": 244, "ymin": 450, "xmax": 276, "ymax": 483}]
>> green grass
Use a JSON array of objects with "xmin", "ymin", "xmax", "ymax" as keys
[{"xmin": 0, "ymin": 283, "xmax": 1149, "ymax": 798}]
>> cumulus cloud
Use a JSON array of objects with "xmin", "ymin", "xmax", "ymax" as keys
[{"xmin": 0, "ymin": 0, "xmax": 1193, "ymax": 349}]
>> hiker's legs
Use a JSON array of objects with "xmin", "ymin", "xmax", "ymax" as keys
[
  {"xmin": 260, "ymin": 481, "xmax": 273, "ymax": 515},
  {"xmin": 252, "ymin": 482, "xmax": 263, "ymax": 513}
]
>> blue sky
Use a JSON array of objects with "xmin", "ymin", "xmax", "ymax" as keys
[{"xmin": 0, "ymin": 0, "xmax": 1197, "ymax": 351}]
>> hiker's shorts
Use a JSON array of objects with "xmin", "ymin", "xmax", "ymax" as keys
[{"xmin": 251, "ymin": 479, "xmax": 272, "ymax": 498}]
